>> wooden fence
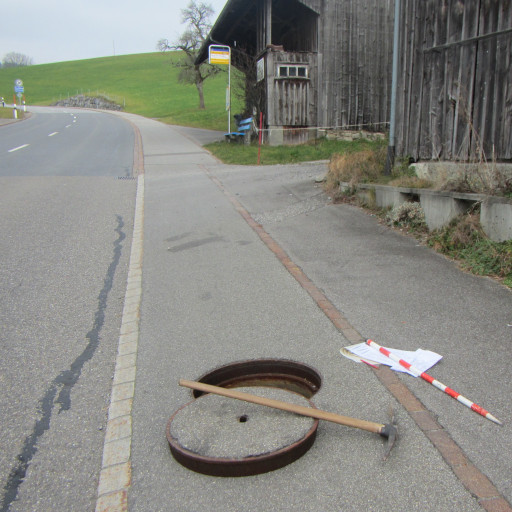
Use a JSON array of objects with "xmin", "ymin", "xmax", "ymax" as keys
[{"xmin": 395, "ymin": 0, "xmax": 512, "ymax": 162}]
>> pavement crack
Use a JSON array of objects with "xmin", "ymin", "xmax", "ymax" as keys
[{"xmin": 0, "ymin": 215, "xmax": 126, "ymax": 512}]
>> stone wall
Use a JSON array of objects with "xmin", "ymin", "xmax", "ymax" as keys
[{"xmin": 52, "ymin": 95, "xmax": 122, "ymax": 111}]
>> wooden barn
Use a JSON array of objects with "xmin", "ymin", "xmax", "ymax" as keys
[
  {"xmin": 395, "ymin": 0, "xmax": 512, "ymax": 162},
  {"xmin": 197, "ymin": 0, "xmax": 394, "ymax": 144}
]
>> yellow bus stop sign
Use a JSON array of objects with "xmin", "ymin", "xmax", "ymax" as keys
[{"xmin": 209, "ymin": 45, "xmax": 230, "ymax": 65}]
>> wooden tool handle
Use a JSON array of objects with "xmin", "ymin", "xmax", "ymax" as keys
[{"xmin": 179, "ymin": 379, "xmax": 385, "ymax": 434}]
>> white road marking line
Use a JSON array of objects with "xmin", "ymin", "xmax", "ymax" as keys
[
  {"xmin": 8, "ymin": 144, "xmax": 30, "ymax": 153},
  {"xmin": 65, "ymin": 125, "xmax": 72, "ymax": 128},
  {"xmin": 48, "ymin": 132, "xmax": 58, "ymax": 137}
]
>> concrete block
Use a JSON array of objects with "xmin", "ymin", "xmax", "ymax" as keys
[
  {"xmin": 267, "ymin": 126, "xmax": 284, "ymax": 146},
  {"xmin": 374, "ymin": 186, "xmax": 408, "ymax": 208},
  {"xmin": 419, "ymin": 193, "xmax": 472, "ymax": 231},
  {"xmin": 480, "ymin": 198, "xmax": 512, "ymax": 242}
]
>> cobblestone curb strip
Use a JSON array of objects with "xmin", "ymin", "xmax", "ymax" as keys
[{"xmin": 95, "ymin": 173, "xmax": 144, "ymax": 512}]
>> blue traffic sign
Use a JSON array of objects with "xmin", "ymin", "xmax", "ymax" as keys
[{"xmin": 14, "ymin": 79, "xmax": 24, "ymax": 94}]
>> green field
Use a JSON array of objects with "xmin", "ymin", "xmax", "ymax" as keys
[{"xmin": 0, "ymin": 52, "xmax": 237, "ymax": 131}]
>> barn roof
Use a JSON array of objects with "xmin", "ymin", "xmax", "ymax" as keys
[{"xmin": 196, "ymin": 0, "xmax": 320, "ymax": 65}]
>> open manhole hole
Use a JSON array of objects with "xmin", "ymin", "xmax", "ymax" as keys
[{"xmin": 167, "ymin": 359, "xmax": 322, "ymax": 477}]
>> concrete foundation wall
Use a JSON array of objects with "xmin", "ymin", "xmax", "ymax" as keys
[
  {"xmin": 374, "ymin": 187, "xmax": 408, "ymax": 208},
  {"xmin": 351, "ymin": 183, "xmax": 512, "ymax": 241}
]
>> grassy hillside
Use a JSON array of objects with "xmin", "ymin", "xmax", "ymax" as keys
[{"xmin": 0, "ymin": 53, "xmax": 238, "ymax": 131}]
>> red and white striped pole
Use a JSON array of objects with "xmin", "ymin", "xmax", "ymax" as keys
[{"xmin": 366, "ymin": 339, "xmax": 502, "ymax": 425}]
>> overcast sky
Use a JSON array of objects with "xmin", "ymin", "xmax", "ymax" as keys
[{"xmin": 1, "ymin": 0, "xmax": 228, "ymax": 65}]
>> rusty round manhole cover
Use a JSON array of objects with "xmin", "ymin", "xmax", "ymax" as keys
[
  {"xmin": 167, "ymin": 386, "xmax": 318, "ymax": 477},
  {"xmin": 193, "ymin": 358, "xmax": 322, "ymax": 398},
  {"xmin": 167, "ymin": 359, "xmax": 322, "ymax": 476}
]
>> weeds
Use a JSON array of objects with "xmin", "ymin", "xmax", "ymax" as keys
[
  {"xmin": 386, "ymin": 202, "xmax": 427, "ymax": 231},
  {"xmin": 324, "ymin": 145, "xmax": 435, "ymax": 198},
  {"xmin": 387, "ymin": 176, "xmax": 433, "ymax": 189},
  {"xmin": 445, "ymin": 87, "xmax": 512, "ymax": 197},
  {"xmin": 324, "ymin": 146, "xmax": 388, "ymax": 202},
  {"xmin": 439, "ymin": 163, "xmax": 512, "ymax": 196},
  {"xmin": 427, "ymin": 214, "xmax": 512, "ymax": 287},
  {"xmin": 326, "ymin": 147, "xmax": 386, "ymax": 190}
]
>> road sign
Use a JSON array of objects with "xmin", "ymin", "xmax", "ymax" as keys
[
  {"xmin": 14, "ymin": 79, "xmax": 24, "ymax": 94},
  {"xmin": 208, "ymin": 45, "xmax": 232, "ymax": 133},
  {"xmin": 209, "ymin": 45, "xmax": 230, "ymax": 65}
]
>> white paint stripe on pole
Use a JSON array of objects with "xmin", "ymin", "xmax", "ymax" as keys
[
  {"xmin": 431, "ymin": 380, "xmax": 447, "ymax": 392},
  {"xmin": 8, "ymin": 144, "xmax": 30, "ymax": 153},
  {"xmin": 366, "ymin": 339, "xmax": 502, "ymax": 425}
]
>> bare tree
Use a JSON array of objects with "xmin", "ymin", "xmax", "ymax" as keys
[
  {"xmin": 2, "ymin": 52, "xmax": 33, "ymax": 68},
  {"xmin": 157, "ymin": 1, "xmax": 219, "ymax": 109},
  {"xmin": 231, "ymin": 49, "xmax": 265, "ymax": 119}
]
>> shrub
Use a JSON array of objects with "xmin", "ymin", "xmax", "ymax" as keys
[{"xmin": 386, "ymin": 202, "xmax": 426, "ymax": 230}]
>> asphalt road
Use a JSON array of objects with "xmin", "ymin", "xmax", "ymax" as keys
[
  {"xmin": 0, "ymin": 107, "xmax": 136, "ymax": 511},
  {"xmin": 0, "ymin": 107, "xmax": 133, "ymax": 176}
]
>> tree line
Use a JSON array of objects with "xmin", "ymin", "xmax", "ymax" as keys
[{"xmin": 1, "ymin": 52, "xmax": 34, "ymax": 68}]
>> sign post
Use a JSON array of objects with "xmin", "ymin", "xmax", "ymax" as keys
[
  {"xmin": 13, "ymin": 79, "xmax": 24, "ymax": 119},
  {"xmin": 208, "ymin": 45, "xmax": 231, "ymax": 133}
]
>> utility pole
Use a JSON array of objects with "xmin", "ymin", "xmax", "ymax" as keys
[{"xmin": 385, "ymin": 0, "xmax": 401, "ymax": 175}]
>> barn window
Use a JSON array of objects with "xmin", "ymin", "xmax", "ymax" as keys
[{"xmin": 276, "ymin": 65, "xmax": 308, "ymax": 79}]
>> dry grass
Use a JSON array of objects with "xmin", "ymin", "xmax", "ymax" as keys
[
  {"xmin": 325, "ymin": 148, "xmax": 386, "ymax": 193},
  {"xmin": 429, "ymin": 213, "xmax": 483, "ymax": 251},
  {"xmin": 427, "ymin": 213, "xmax": 512, "ymax": 287},
  {"xmin": 438, "ymin": 164, "xmax": 512, "ymax": 196},
  {"xmin": 387, "ymin": 176, "xmax": 433, "ymax": 189},
  {"xmin": 450, "ymin": 213, "xmax": 484, "ymax": 248}
]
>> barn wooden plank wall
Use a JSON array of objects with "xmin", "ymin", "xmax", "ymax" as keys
[
  {"xmin": 396, "ymin": 0, "xmax": 512, "ymax": 162},
  {"xmin": 317, "ymin": 0, "xmax": 394, "ymax": 131},
  {"xmin": 266, "ymin": 51, "xmax": 318, "ymax": 127}
]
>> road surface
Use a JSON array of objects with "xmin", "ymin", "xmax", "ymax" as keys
[{"xmin": 0, "ymin": 107, "xmax": 136, "ymax": 512}]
